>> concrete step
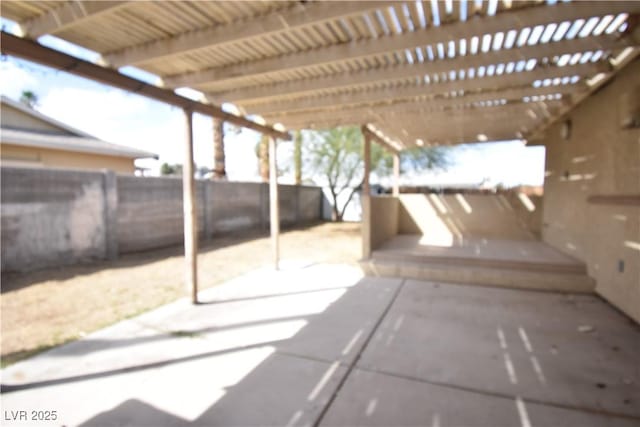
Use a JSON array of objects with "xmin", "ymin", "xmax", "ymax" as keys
[
  {"xmin": 372, "ymin": 250, "xmax": 587, "ymax": 275},
  {"xmin": 360, "ymin": 255, "xmax": 596, "ymax": 293}
]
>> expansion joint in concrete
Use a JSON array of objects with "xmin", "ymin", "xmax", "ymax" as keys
[
  {"xmin": 312, "ymin": 279, "xmax": 407, "ymax": 427},
  {"xmin": 353, "ymin": 365, "xmax": 640, "ymax": 423}
]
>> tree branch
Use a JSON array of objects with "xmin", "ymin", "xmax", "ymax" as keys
[{"xmin": 339, "ymin": 177, "xmax": 365, "ymax": 219}]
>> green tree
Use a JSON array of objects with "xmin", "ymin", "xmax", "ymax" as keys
[
  {"xmin": 160, "ymin": 163, "xmax": 182, "ymax": 176},
  {"xmin": 20, "ymin": 90, "xmax": 38, "ymax": 109},
  {"xmin": 306, "ymin": 126, "xmax": 448, "ymax": 221},
  {"xmin": 399, "ymin": 145, "xmax": 450, "ymax": 173}
]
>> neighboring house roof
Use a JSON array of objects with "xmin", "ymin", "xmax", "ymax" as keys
[
  {"xmin": 1, "ymin": 95, "xmax": 158, "ymax": 160},
  {"xmin": 1, "ymin": 128, "xmax": 158, "ymax": 160},
  {"xmin": 1, "ymin": 95, "xmax": 94, "ymax": 137}
]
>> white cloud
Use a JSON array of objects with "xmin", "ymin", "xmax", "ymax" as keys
[
  {"xmin": 38, "ymin": 35, "xmax": 101, "ymax": 63},
  {"xmin": 39, "ymin": 87, "xmax": 151, "ymax": 132},
  {"xmin": 0, "ymin": 62, "xmax": 38, "ymax": 99},
  {"xmin": 37, "ymin": 86, "xmax": 264, "ymax": 179},
  {"xmin": 401, "ymin": 141, "xmax": 545, "ymax": 188}
]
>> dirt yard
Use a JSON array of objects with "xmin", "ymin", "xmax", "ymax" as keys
[{"xmin": 1, "ymin": 222, "xmax": 361, "ymax": 367}]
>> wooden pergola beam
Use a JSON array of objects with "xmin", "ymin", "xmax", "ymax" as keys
[
  {"xmin": 383, "ymin": 113, "xmax": 538, "ymax": 128},
  {"xmin": 264, "ymin": 86, "xmax": 573, "ymax": 125},
  {"xmin": 385, "ymin": 118, "xmax": 535, "ymax": 136},
  {"xmin": 280, "ymin": 102, "xmax": 546, "ymax": 126},
  {"xmin": 0, "ymin": 31, "xmax": 291, "ymax": 141},
  {"xmin": 382, "ymin": 100, "xmax": 562, "ymax": 119},
  {"xmin": 380, "ymin": 127, "xmax": 526, "ymax": 146},
  {"xmin": 406, "ymin": 104, "xmax": 560, "ymax": 123},
  {"xmin": 19, "ymin": 1, "xmax": 128, "ymax": 38},
  {"xmin": 283, "ymin": 106, "xmax": 546, "ymax": 129},
  {"xmin": 246, "ymin": 64, "xmax": 593, "ymax": 115},
  {"xmin": 377, "ymin": 116, "xmax": 539, "ymax": 139},
  {"xmin": 165, "ymin": 2, "xmax": 639, "ymax": 88},
  {"xmin": 270, "ymin": 98, "xmax": 560, "ymax": 124},
  {"xmin": 277, "ymin": 99, "xmax": 564, "ymax": 132},
  {"xmin": 362, "ymin": 124, "xmax": 403, "ymax": 153},
  {"xmin": 213, "ymin": 34, "xmax": 626, "ymax": 104},
  {"xmin": 103, "ymin": 1, "xmax": 396, "ymax": 67}
]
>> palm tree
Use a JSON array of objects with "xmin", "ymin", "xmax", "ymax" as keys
[
  {"xmin": 212, "ymin": 117, "xmax": 226, "ymax": 179},
  {"xmin": 294, "ymin": 130, "xmax": 302, "ymax": 185},
  {"xmin": 257, "ymin": 134, "xmax": 270, "ymax": 182},
  {"xmin": 20, "ymin": 90, "xmax": 38, "ymax": 109}
]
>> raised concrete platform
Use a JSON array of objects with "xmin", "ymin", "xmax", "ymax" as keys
[
  {"xmin": 362, "ymin": 235, "xmax": 596, "ymax": 293},
  {"xmin": 2, "ymin": 263, "xmax": 638, "ymax": 426}
]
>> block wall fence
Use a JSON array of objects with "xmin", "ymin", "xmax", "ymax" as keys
[{"xmin": 1, "ymin": 167, "xmax": 323, "ymax": 272}]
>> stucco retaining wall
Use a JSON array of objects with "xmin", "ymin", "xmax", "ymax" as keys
[{"xmin": 398, "ymin": 193, "xmax": 542, "ymax": 240}]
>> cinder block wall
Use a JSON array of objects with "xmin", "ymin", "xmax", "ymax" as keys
[
  {"xmin": 116, "ymin": 176, "xmax": 207, "ymax": 253},
  {"xmin": 206, "ymin": 181, "xmax": 263, "ymax": 234},
  {"xmin": 1, "ymin": 168, "xmax": 109, "ymax": 271},
  {"xmin": 541, "ymin": 58, "xmax": 640, "ymax": 323},
  {"xmin": 1, "ymin": 168, "xmax": 323, "ymax": 272}
]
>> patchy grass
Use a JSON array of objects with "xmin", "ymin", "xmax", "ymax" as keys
[
  {"xmin": 1, "ymin": 222, "xmax": 361, "ymax": 367},
  {"xmin": 0, "ymin": 344, "xmax": 60, "ymax": 369}
]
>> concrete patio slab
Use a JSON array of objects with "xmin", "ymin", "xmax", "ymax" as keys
[
  {"xmin": 1, "ymin": 264, "xmax": 364, "ymax": 426},
  {"xmin": 276, "ymin": 276, "xmax": 401, "ymax": 365},
  {"xmin": 81, "ymin": 352, "xmax": 348, "ymax": 427},
  {"xmin": 377, "ymin": 235, "xmax": 585, "ymax": 269},
  {"xmin": 358, "ymin": 280, "xmax": 640, "ymax": 419},
  {"xmin": 2, "ymin": 264, "xmax": 639, "ymax": 427},
  {"xmin": 320, "ymin": 368, "xmax": 640, "ymax": 427}
]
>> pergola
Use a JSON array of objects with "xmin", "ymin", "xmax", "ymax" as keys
[{"xmin": 2, "ymin": 0, "xmax": 639, "ymax": 303}]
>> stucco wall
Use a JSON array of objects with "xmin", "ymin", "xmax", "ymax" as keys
[
  {"xmin": 541, "ymin": 58, "xmax": 640, "ymax": 323},
  {"xmin": 1, "ymin": 167, "xmax": 324, "ymax": 272},
  {"xmin": 1, "ymin": 144, "xmax": 135, "ymax": 173},
  {"xmin": 398, "ymin": 193, "xmax": 541, "ymax": 243},
  {"xmin": 362, "ymin": 192, "xmax": 541, "ymax": 258},
  {"xmin": 369, "ymin": 196, "xmax": 400, "ymax": 251}
]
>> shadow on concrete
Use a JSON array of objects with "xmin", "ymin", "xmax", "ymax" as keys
[
  {"xmin": 70, "ymin": 275, "xmax": 397, "ymax": 427},
  {"xmin": 81, "ymin": 281, "xmax": 639, "ymax": 426},
  {"xmin": 0, "ymin": 286, "xmax": 349, "ymax": 363},
  {"xmin": 79, "ymin": 399, "xmax": 187, "ymax": 426},
  {"xmin": 2, "ymin": 271, "xmax": 396, "ymax": 426},
  {"xmin": 1, "ymin": 340, "xmax": 283, "ymax": 395},
  {"xmin": 3, "ymin": 267, "xmax": 639, "ymax": 427}
]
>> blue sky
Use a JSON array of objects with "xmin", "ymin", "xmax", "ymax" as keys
[{"xmin": 0, "ymin": 17, "xmax": 544, "ymax": 187}]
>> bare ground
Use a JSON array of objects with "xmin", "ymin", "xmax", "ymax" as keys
[{"xmin": 0, "ymin": 222, "xmax": 361, "ymax": 367}]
